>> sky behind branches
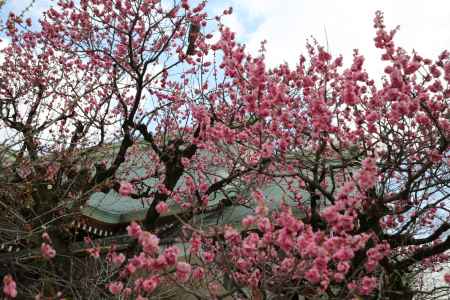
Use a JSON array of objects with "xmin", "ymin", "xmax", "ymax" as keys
[{"xmin": 1, "ymin": 0, "xmax": 450, "ymax": 77}]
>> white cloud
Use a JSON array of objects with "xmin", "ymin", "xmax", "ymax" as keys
[
  {"xmin": 221, "ymin": 11, "xmax": 246, "ymax": 37},
  {"xmin": 225, "ymin": 0, "xmax": 450, "ymax": 77}
]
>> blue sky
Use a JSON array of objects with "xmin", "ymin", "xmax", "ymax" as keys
[
  {"xmin": 0, "ymin": 0, "xmax": 51, "ymax": 21},
  {"xmin": 2, "ymin": 0, "xmax": 450, "ymax": 77}
]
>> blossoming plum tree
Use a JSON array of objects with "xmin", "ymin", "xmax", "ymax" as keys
[{"xmin": 0, "ymin": 1, "xmax": 449, "ymax": 299}]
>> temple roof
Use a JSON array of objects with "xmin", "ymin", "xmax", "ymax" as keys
[
  {"xmin": 81, "ymin": 143, "xmax": 345, "ymax": 226},
  {"xmin": 82, "ymin": 176, "xmax": 308, "ymax": 227}
]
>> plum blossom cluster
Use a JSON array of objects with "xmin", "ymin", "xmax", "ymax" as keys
[
  {"xmin": 2, "ymin": 275, "xmax": 17, "ymax": 298},
  {"xmin": 214, "ymin": 206, "xmax": 387, "ymax": 296},
  {"xmin": 40, "ymin": 232, "xmax": 56, "ymax": 260},
  {"xmin": 103, "ymin": 222, "xmax": 194, "ymax": 298}
]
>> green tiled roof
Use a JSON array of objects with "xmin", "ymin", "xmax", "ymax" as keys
[
  {"xmin": 81, "ymin": 142, "xmax": 347, "ymax": 225},
  {"xmin": 83, "ymin": 174, "xmax": 309, "ymax": 226}
]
